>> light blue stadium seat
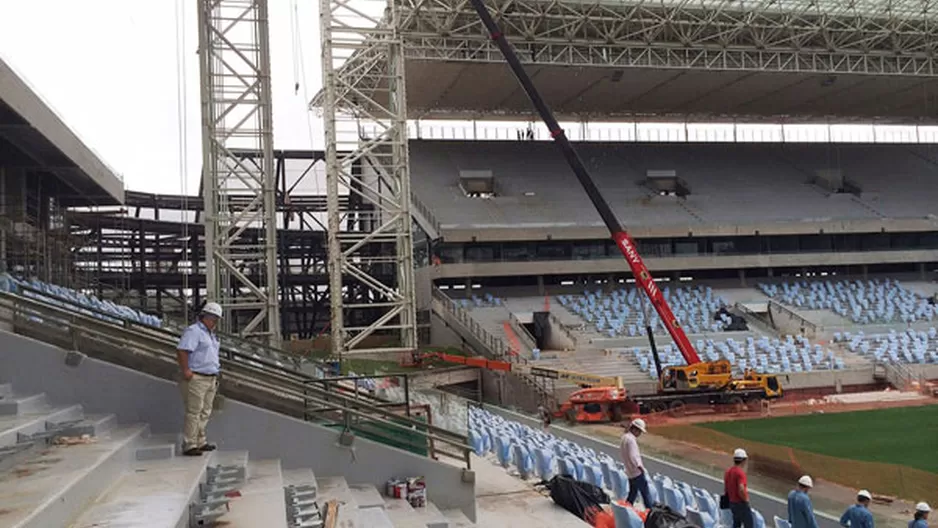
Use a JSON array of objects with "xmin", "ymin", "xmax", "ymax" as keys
[
  {"xmin": 686, "ymin": 507, "xmax": 715, "ymax": 528},
  {"xmin": 612, "ymin": 502, "xmax": 644, "ymax": 528},
  {"xmin": 610, "ymin": 470, "xmax": 629, "ymax": 501},
  {"xmin": 753, "ymin": 508, "xmax": 766, "ymax": 528},
  {"xmin": 663, "ymin": 485, "xmax": 686, "ymax": 515}
]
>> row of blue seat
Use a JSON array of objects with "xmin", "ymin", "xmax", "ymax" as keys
[
  {"xmin": 557, "ymin": 286, "xmax": 728, "ymax": 337},
  {"xmin": 468, "ymin": 408, "xmax": 774, "ymax": 528},
  {"xmin": 760, "ymin": 279, "xmax": 935, "ymax": 324},
  {"xmin": 0, "ymin": 274, "xmax": 162, "ymax": 328}
]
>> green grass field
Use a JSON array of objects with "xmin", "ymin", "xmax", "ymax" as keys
[{"xmin": 702, "ymin": 404, "xmax": 938, "ymax": 474}]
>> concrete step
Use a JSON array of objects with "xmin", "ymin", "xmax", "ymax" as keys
[
  {"xmin": 442, "ymin": 508, "xmax": 476, "ymax": 527},
  {"xmin": 134, "ymin": 433, "xmax": 179, "ymax": 461},
  {"xmin": 317, "ymin": 476, "xmax": 363, "ymax": 528},
  {"xmin": 349, "ymin": 483, "xmax": 386, "ymax": 509},
  {"xmin": 358, "ymin": 506, "xmax": 395, "ymax": 528},
  {"xmin": 0, "ymin": 404, "xmax": 84, "ymax": 448},
  {"xmin": 282, "ymin": 467, "xmax": 318, "ymax": 491},
  {"xmin": 210, "ymin": 459, "xmax": 288, "ymax": 527},
  {"xmin": 67, "ymin": 448, "xmax": 212, "ymax": 528},
  {"xmin": 0, "ymin": 393, "xmax": 47, "ymax": 416},
  {"xmin": 0, "ymin": 423, "xmax": 149, "ymax": 528},
  {"xmin": 384, "ymin": 497, "xmax": 450, "ymax": 528}
]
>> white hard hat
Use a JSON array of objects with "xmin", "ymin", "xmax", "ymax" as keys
[
  {"xmin": 916, "ymin": 502, "xmax": 931, "ymax": 513},
  {"xmin": 798, "ymin": 475, "xmax": 814, "ymax": 488},
  {"xmin": 857, "ymin": 490, "xmax": 872, "ymax": 500},
  {"xmin": 733, "ymin": 448, "xmax": 748, "ymax": 460},
  {"xmin": 201, "ymin": 302, "xmax": 223, "ymax": 318},
  {"xmin": 630, "ymin": 418, "xmax": 647, "ymax": 433}
]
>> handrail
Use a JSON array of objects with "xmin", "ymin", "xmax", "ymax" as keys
[
  {"xmin": 12, "ymin": 282, "xmax": 312, "ymax": 374},
  {"xmin": 431, "ymin": 286, "xmax": 553, "ymax": 401},
  {"xmin": 431, "ymin": 287, "xmax": 509, "ymax": 358},
  {"xmin": 410, "ymin": 190, "xmax": 442, "ymax": 238},
  {"xmin": 11, "ymin": 273, "xmax": 329, "ymax": 371},
  {"xmin": 0, "ymin": 292, "xmax": 472, "ymax": 467},
  {"xmin": 508, "ymin": 311, "xmax": 537, "ymax": 353}
]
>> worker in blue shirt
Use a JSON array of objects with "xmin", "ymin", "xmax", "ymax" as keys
[
  {"xmin": 788, "ymin": 475, "xmax": 819, "ymax": 528},
  {"xmin": 177, "ymin": 302, "xmax": 223, "ymax": 457},
  {"xmin": 910, "ymin": 502, "xmax": 930, "ymax": 528},
  {"xmin": 840, "ymin": 490, "xmax": 874, "ymax": 528}
]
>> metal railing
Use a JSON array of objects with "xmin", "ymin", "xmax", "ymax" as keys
[
  {"xmin": 508, "ymin": 312, "xmax": 537, "ymax": 353},
  {"xmin": 12, "ymin": 283, "xmax": 309, "ymax": 372},
  {"xmin": 0, "ymin": 291, "xmax": 472, "ymax": 468},
  {"xmin": 410, "ymin": 190, "xmax": 442, "ymax": 240},
  {"xmin": 431, "ymin": 287, "xmax": 509, "ymax": 357},
  {"xmin": 430, "ymin": 286, "xmax": 553, "ymax": 402},
  {"xmin": 767, "ymin": 299, "xmax": 819, "ymax": 338}
]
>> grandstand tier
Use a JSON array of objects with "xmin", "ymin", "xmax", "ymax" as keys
[{"xmin": 412, "ymin": 141, "xmax": 938, "ymax": 234}]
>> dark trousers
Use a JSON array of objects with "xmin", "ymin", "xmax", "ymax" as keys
[
  {"xmin": 626, "ymin": 472, "xmax": 652, "ymax": 507},
  {"xmin": 730, "ymin": 502, "xmax": 754, "ymax": 528}
]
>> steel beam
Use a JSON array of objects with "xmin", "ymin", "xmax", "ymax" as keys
[
  {"xmin": 388, "ymin": 0, "xmax": 938, "ymax": 76},
  {"xmin": 316, "ymin": 0, "xmax": 418, "ymax": 357},
  {"xmin": 197, "ymin": 0, "xmax": 281, "ymax": 345}
]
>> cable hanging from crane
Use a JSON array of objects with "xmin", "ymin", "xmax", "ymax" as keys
[{"xmin": 174, "ymin": 0, "xmax": 191, "ymax": 320}]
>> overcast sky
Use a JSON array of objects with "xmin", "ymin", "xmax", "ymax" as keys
[{"xmin": 0, "ymin": 0, "xmax": 323, "ymax": 194}]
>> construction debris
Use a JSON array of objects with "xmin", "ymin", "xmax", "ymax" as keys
[{"xmin": 52, "ymin": 434, "xmax": 96, "ymax": 446}]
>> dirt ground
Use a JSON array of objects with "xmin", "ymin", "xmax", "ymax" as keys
[
  {"xmin": 583, "ymin": 398, "xmax": 937, "ymax": 527},
  {"xmin": 638, "ymin": 393, "xmax": 937, "ymax": 428}
]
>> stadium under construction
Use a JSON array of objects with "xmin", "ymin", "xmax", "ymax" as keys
[{"xmin": 0, "ymin": 0, "xmax": 937, "ymax": 526}]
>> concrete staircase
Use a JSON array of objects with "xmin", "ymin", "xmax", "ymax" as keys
[{"xmin": 0, "ymin": 382, "xmax": 475, "ymax": 528}]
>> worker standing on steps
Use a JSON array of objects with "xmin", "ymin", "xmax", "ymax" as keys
[
  {"xmin": 177, "ymin": 302, "xmax": 223, "ymax": 457},
  {"xmin": 840, "ymin": 490, "xmax": 874, "ymax": 528},
  {"xmin": 620, "ymin": 418, "xmax": 652, "ymax": 507},
  {"xmin": 723, "ymin": 448, "xmax": 754, "ymax": 528},
  {"xmin": 910, "ymin": 502, "xmax": 930, "ymax": 528},
  {"xmin": 788, "ymin": 475, "xmax": 819, "ymax": 528}
]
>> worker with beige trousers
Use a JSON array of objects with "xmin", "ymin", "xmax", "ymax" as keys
[{"xmin": 176, "ymin": 302, "xmax": 223, "ymax": 456}]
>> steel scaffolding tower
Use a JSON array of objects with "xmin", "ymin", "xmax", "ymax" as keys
[
  {"xmin": 197, "ymin": 0, "xmax": 281, "ymax": 346},
  {"xmin": 315, "ymin": 0, "xmax": 418, "ymax": 356}
]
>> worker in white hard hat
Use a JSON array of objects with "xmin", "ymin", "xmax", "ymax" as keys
[
  {"xmin": 723, "ymin": 448, "xmax": 753, "ymax": 528},
  {"xmin": 620, "ymin": 418, "xmax": 652, "ymax": 507},
  {"xmin": 176, "ymin": 301, "xmax": 224, "ymax": 456},
  {"xmin": 788, "ymin": 475, "xmax": 819, "ymax": 528},
  {"xmin": 910, "ymin": 502, "xmax": 931, "ymax": 528},
  {"xmin": 840, "ymin": 490, "xmax": 874, "ymax": 528}
]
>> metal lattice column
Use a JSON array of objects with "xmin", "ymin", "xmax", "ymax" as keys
[
  {"xmin": 197, "ymin": 0, "xmax": 281, "ymax": 346},
  {"xmin": 315, "ymin": 0, "xmax": 418, "ymax": 357}
]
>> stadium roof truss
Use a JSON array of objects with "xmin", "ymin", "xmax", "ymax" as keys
[
  {"xmin": 311, "ymin": 0, "xmax": 938, "ymax": 357},
  {"xmin": 317, "ymin": 0, "xmax": 938, "ymax": 121}
]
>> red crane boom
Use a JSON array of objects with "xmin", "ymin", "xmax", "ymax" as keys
[{"xmin": 466, "ymin": 0, "xmax": 701, "ymax": 365}]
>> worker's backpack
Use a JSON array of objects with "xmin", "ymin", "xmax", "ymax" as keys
[
  {"xmin": 644, "ymin": 505, "xmax": 701, "ymax": 528},
  {"xmin": 537, "ymin": 474, "xmax": 610, "ymax": 521}
]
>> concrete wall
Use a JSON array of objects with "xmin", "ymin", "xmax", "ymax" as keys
[
  {"xmin": 545, "ymin": 312, "xmax": 577, "ymax": 351},
  {"xmin": 430, "ymin": 310, "xmax": 467, "ymax": 350},
  {"xmin": 768, "ymin": 301, "xmax": 818, "ymax": 339},
  {"xmin": 481, "ymin": 406, "xmax": 842, "ymax": 528},
  {"xmin": 0, "ymin": 330, "xmax": 477, "ymax": 521},
  {"xmin": 430, "ymin": 249, "xmax": 938, "ymax": 279},
  {"xmin": 780, "ymin": 367, "xmax": 875, "ymax": 391},
  {"xmin": 440, "ymin": 218, "xmax": 936, "ymax": 243},
  {"xmin": 479, "ymin": 370, "xmax": 543, "ymax": 413}
]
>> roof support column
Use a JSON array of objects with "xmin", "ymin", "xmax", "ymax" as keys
[
  {"xmin": 315, "ymin": 0, "xmax": 418, "ymax": 358},
  {"xmin": 197, "ymin": 0, "xmax": 281, "ymax": 345}
]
